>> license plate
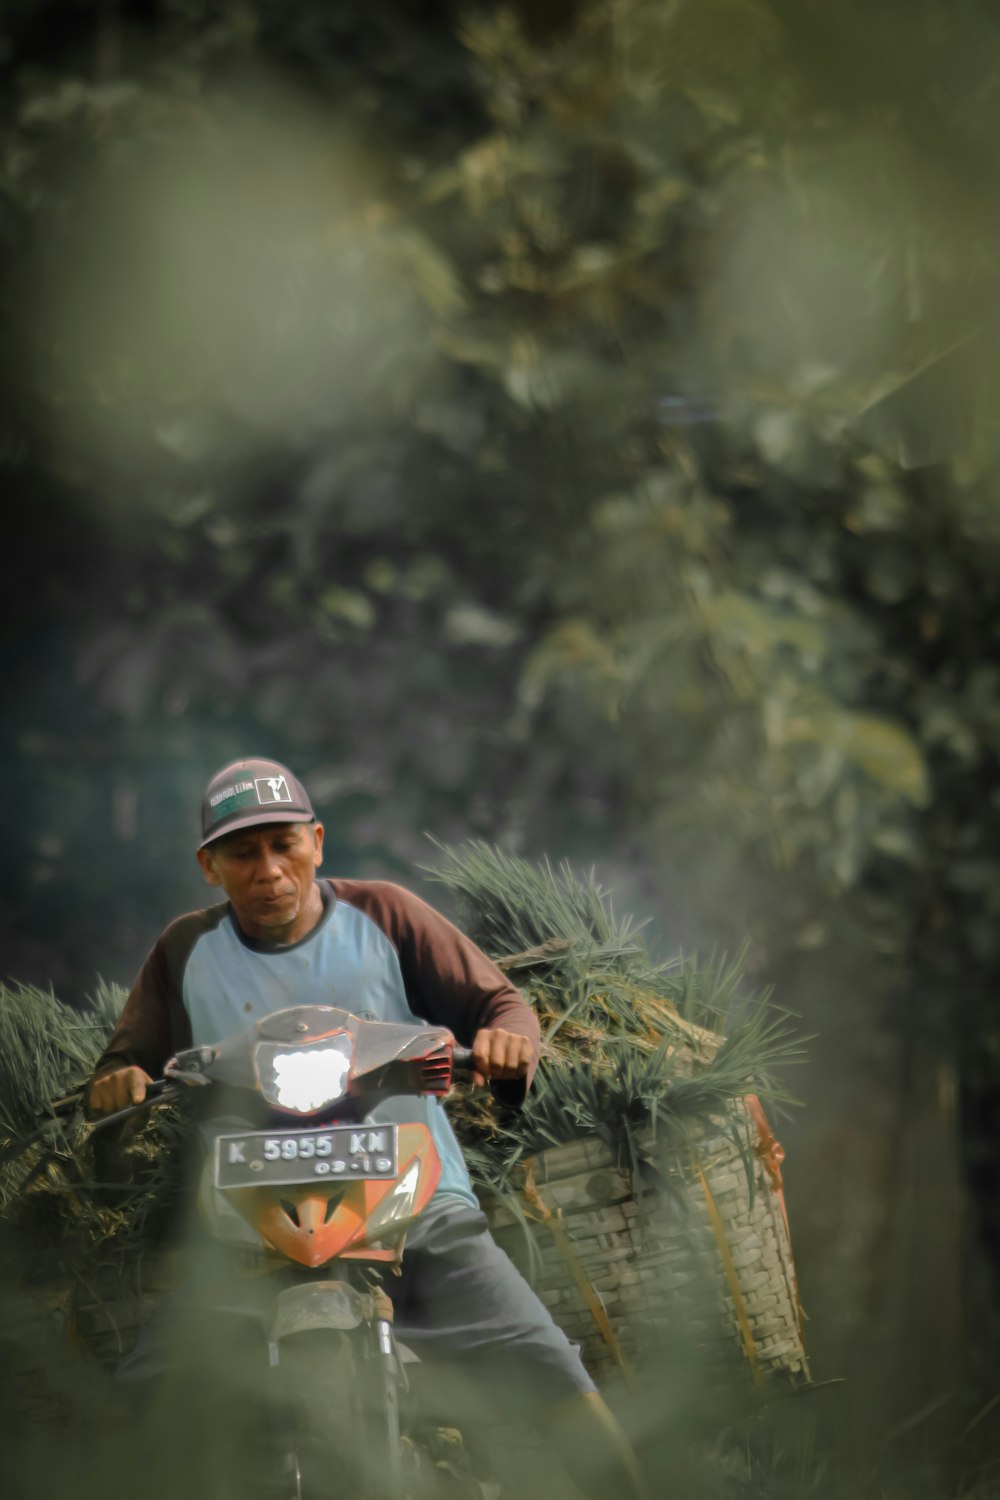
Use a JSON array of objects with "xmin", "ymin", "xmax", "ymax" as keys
[{"xmin": 214, "ymin": 1124, "xmax": 398, "ymax": 1190}]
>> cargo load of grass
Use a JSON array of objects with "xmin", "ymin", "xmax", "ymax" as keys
[
  {"xmin": 425, "ymin": 843, "xmax": 801, "ymax": 1195},
  {"xmin": 0, "ymin": 979, "xmax": 189, "ymax": 1282}
]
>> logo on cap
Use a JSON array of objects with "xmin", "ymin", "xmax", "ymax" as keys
[{"xmin": 256, "ymin": 776, "xmax": 292, "ymax": 805}]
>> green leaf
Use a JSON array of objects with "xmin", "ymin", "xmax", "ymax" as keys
[
  {"xmin": 842, "ymin": 714, "xmax": 930, "ymax": 806},
  {"xmin": 443, "ymin": 603, "xmax": 522, "ymax": 648},
  {"xmin": 318, "ymin": 588, "xmax": 377, "ymax": 630}
]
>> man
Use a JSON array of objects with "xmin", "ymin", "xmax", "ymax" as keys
[{"xmin": 89, "ymin": 757, "xmax": 644, "ymax": 1500}]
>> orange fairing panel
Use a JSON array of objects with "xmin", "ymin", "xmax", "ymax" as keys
[{"xmin": 228, "ymin": 1123, "xmax": 442, "ymax": 1269}]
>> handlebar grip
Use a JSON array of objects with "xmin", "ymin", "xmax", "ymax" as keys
[{"xmin": 88, "ymin": 1078, "xmax": 175, "ymax": 1134}]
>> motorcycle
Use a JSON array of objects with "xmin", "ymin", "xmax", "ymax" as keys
[{"xmin": 98, "ymin": 1003, "xmax": 488, "ymax": 1500}]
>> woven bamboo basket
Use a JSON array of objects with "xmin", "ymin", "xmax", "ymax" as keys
[{"xmin": 479, "ymin": 1099, "xmax": 809, "ymax": 1392}]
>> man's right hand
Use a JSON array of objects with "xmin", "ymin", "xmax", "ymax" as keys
[{"xmin": 86, "ymin": 1066, "xmax": 154, "ymax": 1117}]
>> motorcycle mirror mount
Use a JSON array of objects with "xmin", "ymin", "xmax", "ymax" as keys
[{"xmin": 164, "ymin": 1045, "xmax": 217, "ymax": 1087}]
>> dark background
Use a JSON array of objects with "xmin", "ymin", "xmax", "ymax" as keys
[{"xmin": 3, "ymin": 1, "xmax": 1000, "ymax": 1491}]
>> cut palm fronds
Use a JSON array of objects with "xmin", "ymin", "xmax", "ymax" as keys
[
  {"xmin": 0, "ymin": 981, "xmax": 190, "ymax": 1277},
  {"xmin": 425, "ymin": 843, "xmax": 803, "ymax": 1191}
]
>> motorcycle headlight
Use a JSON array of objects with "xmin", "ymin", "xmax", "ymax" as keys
[{"xmin": 254, "ymin": 1038, "xmax": 353, "ymax": 1113}]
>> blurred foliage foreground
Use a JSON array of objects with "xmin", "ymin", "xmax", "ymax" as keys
[{"xmin": 3, "ymin": 0, "xmax": 1000, "ymax": 1492}]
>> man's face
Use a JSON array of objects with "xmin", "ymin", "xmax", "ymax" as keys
[{"xmin": 197, "ymin": 821, "xmax": 324, "ymax": 942}]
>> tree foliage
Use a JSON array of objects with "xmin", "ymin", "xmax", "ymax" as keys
[{"xmin": 3, "ymin": 0, "xmax": 1000, "ymax": 1467}]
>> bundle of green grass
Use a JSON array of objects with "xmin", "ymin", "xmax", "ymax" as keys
[
  {"xmin": 0, "ymin": 844, "xmax": 799, "ymax": 1283},
  {"xmin": 427, "ymin": 844, "xmax": 799, "ymax": 1194},
  {"xmin": 0, "ymin": 978, "xmax": 189, "ymax": 1280}
]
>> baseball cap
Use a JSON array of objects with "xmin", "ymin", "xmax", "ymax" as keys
[{"xmin": 199, "ymin": 757, "xmax": 315, "ymax": 848}]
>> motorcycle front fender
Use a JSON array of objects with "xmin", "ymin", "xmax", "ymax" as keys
[{"xmin": 269, "ymin": 1280, "xmax": 369, "ymax": 1342}]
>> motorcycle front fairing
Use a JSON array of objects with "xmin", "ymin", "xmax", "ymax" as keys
[
  {"xmin": 169, "ymin": 1006, "xmax": 456, "ymax": 1266},
  {"xmin": 168, "ymin": 1005, "xmax": 456, "ymax": 1120},
  {"xmin": 222, "ymin": 1122, "xmax": 442, "ymax": 1267}
]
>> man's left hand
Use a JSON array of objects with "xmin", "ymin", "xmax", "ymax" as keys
[{"xmin": 471, "ymin": 1027, "xmax": 534, "ymax": 1088}]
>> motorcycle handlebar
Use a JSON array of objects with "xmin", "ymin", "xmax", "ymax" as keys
[
  {"xmin": 87, "ymin": 1078, "xmax": 177, "ymax": 1134},
  {"xmin": 88, "ymin": 1045, "xmax": 495, "ymax": 1130},
  {"xmin": 449, "ymin": 1047, "xmax": 528, "ymax": 1107}
]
